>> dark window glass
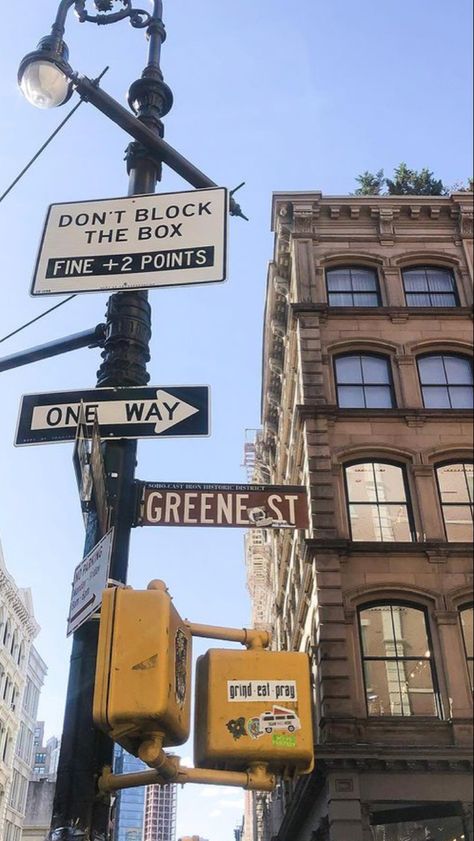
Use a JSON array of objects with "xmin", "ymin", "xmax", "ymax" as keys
[
  {"xmin": 460, "ymin": 605, "xmax": 474, "ymax": 690},
  {"xmin": 345, "ymin": 462, "xmax": 413, "ymax": 541},
  {"xmin": 418, "ymin": 354, "xmax": 473, "ymax": 409},
  {"xmin": 335, "ymin": 354, "xmax": 395, "ymax": 408},
  {"xmin": 403, "ymin": 266, "xmax": 458, "ymax": 307},
  {"xmin": 359, "ymin": 604, "xmax": 438, "ymax": 717},
  {"xmin": 436, "ymin": 462, "xmax": 473, "ymax": 542},
  {"xmin": 371, "ymin": 814, "xmax": 465, "ymax": 840},
  {"xmin": 326, "ymin": 267, "xmax": 380, "ymax": 306}
]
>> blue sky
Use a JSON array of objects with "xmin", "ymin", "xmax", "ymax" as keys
[{"xmin": 0, "ymin": 1, "xmax": 472, "ymax": 838}]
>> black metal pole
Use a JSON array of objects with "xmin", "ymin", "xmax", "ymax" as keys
[
  {"xmin": 0, "ymin": 325, "xmax": 105, "ymax": 372},
  {"xmin": 48, "ymin": 5, "xmax": 169, "ymax": 839}
]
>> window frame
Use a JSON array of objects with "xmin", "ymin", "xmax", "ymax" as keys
[
  {"xmin": 435, "ymin": 460, "xmax": 474, "ymax": 542},
  {"xmin": 344, "ymin": 459, "xmax": 416, "ymax": 542},
  {"xmin": 357, "ymin": 600, "xmax": 442, "ymax": 719},
  {"xmin": 402, "ymin": 265, "xmax": 459, "ymax": 308},
  {"xmin": 325, "ymin": 265, "xmax": 382, "ymax": 307},
  {"xmin": 417, "ymin": 352, "xmax": 473, "ymax": 409},
  {"xmin": 459, "ymin": 602, "xmax": 474, "ymax": 690},
  {"xmin": 333, "ymin": 352, "xmax": 396, "ymax": 409}
]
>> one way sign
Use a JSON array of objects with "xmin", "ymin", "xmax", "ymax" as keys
[{"xmin": 15, "ymin": 386, "xmax": 210, "ymax": 446}]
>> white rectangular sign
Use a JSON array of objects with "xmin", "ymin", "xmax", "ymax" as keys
[
  {"xmin": 227, "ymin": 680, "xmax": 298, "ymax": 702},
  {"xmin": 32, "ymin": 187, "xmax": 228, "ymax": 295},
  {"xmin": 67, "ymin": 529, "xmax": 114, "ymax": 636}
]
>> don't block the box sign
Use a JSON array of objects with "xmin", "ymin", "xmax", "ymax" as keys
[{"xmin": 194, "ymin": 649, "xmax": 314, "ymax": 775}]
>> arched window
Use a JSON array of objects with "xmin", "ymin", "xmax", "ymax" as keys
[
  {"xmin": 358, "ymin": 603, "xmax": 439, "ymax": 717},
  {"xmin": 2, "ymin": 620, "xmax": 10, "ymax": 648},
  {"xmin": 436, "ymin": 462, "xmax": 473, "ymax": 541},
  {"xmin": 417, "ymin": 354, "xmax": 473, "ymax": 409},
  {"xmin": 459, "ymin": 604, "xmax": 473, "ymax": 690},
  {"xmin": 345, "ymin": 461, "xmax": 414, "ymax": 542},
  {"xmin": 334, "ymin": 354, "xmax": 395, "ymax": 408},
  {"xmin": 326, "ymin": 267, "xmax": 381, "ymax": 307},
  {"xmin": 402, "ymin": 266, "xmax": 459, "ymax": 307}
]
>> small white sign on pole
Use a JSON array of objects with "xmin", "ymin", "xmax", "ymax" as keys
[
  {"xmin": 32, "ymin": 187, "xmax": 228, "ymax": 295},
  {"xmin": 67, "ymin": 529, "xmax": 114, "ymax": 636}
]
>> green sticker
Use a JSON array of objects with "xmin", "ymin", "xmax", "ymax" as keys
[{"xmin": 272, "ymin": 733, "xmax": 297, "ymax": 748}]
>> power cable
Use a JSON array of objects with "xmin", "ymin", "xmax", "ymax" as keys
[
  {"xmin": 0, "ymin": 295, "xmax": 78, "ymax": 345},
  {"xmin": 0, "ymin": 99, "xmax": 83, "ymax": 205}
]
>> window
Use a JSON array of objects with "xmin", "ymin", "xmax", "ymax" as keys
[
  {"xmin": 436, "ymin": 462, "xmax": 473, "ymax": 541},
  {"xmin": 345, "ymin": 462, "xmax": 414, "ymax": 541},
  {"xmin": 402, "ymin": 266, "xmax": 459, "ymax": 307},
  {"xmin": 335, "ymin": 354, "xmax": 395, "ymax": 408},
  {"xmin": 326, "ymin": 267, "xmax": 380, "ymax": 306},
  {"xmin": 359, "ymin": 603, "xmax": 439, "ymax": 717},
  {"xmin": 370, "ymin": 811, "xmax": 466, "ymax": 841},
  {"xmin": 460, "ymin": 605, "xmax": 473, "ymax": 690},
  {"xmin": 418, "ymin": 354, "xmax": 473, "ymax": 409}
]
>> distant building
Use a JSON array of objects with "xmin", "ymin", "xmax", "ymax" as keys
[
  {"xmin": 143, "ymin": 782, "xmax": 177, "ymax": 841},
  {"xmin": 31, "ymin": 723, "xmax": 60, "ymax": 781},
  {"xmin": 21, "ymin": 779, "xmax": 55, "ymax": 841},
  {"xmin": 113, "ymin": 747, "xmax": 147, "ymax": 841},
  {"xmin": 0, "ymin": 543, "xmax": 46, "ymax": 841}
]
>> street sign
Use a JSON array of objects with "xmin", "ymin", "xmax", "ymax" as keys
[
  {"xmin": 31, "ymin": 188, "xmax": 228, "ymax": 295},
  {"xmin": 135, "ymin": 482, "xmax": 309, "ymax": 528},
  {"xmin": 16, "ymin": 386, "xmax": 210, "ymax": 446},
  {"xmin": 67, "ymin": 529, "xmax": 114, "ymax": 636},
  {"xmin": 73, "ymin": 406, "xmax": 110, "ymax": 536}
]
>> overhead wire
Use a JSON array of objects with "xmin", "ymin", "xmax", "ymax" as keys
[{"xmin": 0, "ymin": 99, "xmax": 86, "ymax": 345}]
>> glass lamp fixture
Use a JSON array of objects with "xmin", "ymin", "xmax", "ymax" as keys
[{"xmin": 18, "ymin": 36, "xmax": 73, "ymax": 109}]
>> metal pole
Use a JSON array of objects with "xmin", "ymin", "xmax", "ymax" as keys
[
  {"xmin": 48, "ymin": 5, "xmax": 168, "ymax": 838},
  {"xmin": 0, "ymin": 325, "xmax": 105, "ymax": 372}
]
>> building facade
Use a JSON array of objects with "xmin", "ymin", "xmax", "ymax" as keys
[
  {"xmin": 143, "ymin": 782, "xmax": 177, "ymax": 841},
  {"xmin": 0, "ymin": 544, "xmax": 46, "ymax": 841},
  {"xmin": 254, "ymin": 191, "xmax": 473, "ymax": 840}
]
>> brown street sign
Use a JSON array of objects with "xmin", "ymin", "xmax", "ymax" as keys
[{"xmin": 135, "ymin": 482, "xmax": 309, "ymax": 529}]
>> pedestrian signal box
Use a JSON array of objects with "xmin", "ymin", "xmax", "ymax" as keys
[
  {"xmin": 93, "ymin": 582, "xmax": 192, "ymax": 756},
  {"xmin": 194, "ymin": 648, "xmax": 314, "ymax": 775}
]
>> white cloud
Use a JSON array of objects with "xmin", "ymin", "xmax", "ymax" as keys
[
  {"xmin": 218, "ymin": 798, "xmax": 245, "ymax": 809},
  {"xmin": 200, "ymin": 787, "xmax": 222, "ymax": 798},
  {"xmin": 210, "ymin": 809, "xmax": 222, "ymax": 818}
]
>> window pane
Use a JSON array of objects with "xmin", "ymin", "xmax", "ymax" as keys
[
  {"xmin": 448, "ymin": 385, "xmax": 473, "ymax": 408},
  {"xmin": 338, "ymin": 386, "xmax": 366, "ymax": 408},
  {"xmin": 404, "ymin": 272, "xmax": 428, "ymax": 291},
  {"xmin": 349, "ymin": 503, "xmax": 381, "ymax": 540},
  {"xmin": 353, "ymin": 292, "xmax": 379, "ymax": 306},
  {"xmin": 443, "ymin": 505, "xmax": 473, "ymax": 541},
  {"xmin": 430, "ymin": 292, "xmax": 456, "ymax": 307},
  {"xmin": 336, "ymin": 356, "xmax": 363, "ymax": 383},
  {"xmin": 406, "ymin": 293, "xmax": 431, "ymax": 307},
  {"xmin": 392, "ymin": 606, "xmax": 430, "ymax": 655},
  {"xmin": 374, "ymin": 463, "xmax": 406, "ymax": 501},
  {"xmin": 346, "ymin": 464, "xmax": 377, "ymax": 502},
  {"xmin": 351, "ymin": 269, "xmax": 377, "ymax": 291},
  {"xmin": 364, "ymin": 386, "xmax": 394, "ymax": 409},
  {"xmin": 327, "ymin": 272, "xmax": 350, "ymax": 291},
  {"xmin": 378, "ymin": 504, "xmax": 412, "ymax": 541},
  {"xmin": 422, "ymin": 386, "xmax": 451, "ymax": 408},
  {"xmin": 437, "ymin": 463, "xmax": 471, "ymax": 503},
  {"xmin": 360, "ymin": 606, "xmax": 391, "ymax": 656},
  {"xmin": 427, "ymin": 269, "xmax": 454, "ymax": 291},
  {"xmin": 363, "ymin": 659, "xmax": 404, "ymax": 716},
  {"xmin": 402, "ymin": 660, "xmax": 437, "ymax": 716},
  {"xmin": 371, "ymin": 815, "xmax": 466, "ymax": 840},
  {"xmin": 444, "ymin": 355, "xmax": 473, "ymax": 384},
  {"xmin": 328, "ymin": 292, "xmax": 353, "ymax": 306},
  {"xmin": 418, "ymin": 356, "xmax": 445, "ymax": 383},
  {"xmin": 460, "ymin": 607, "xmax": 473, "ymax": 658},
  {"xmin": 361, "ymin": 356, "xmax": 390, "ymax": 384}
]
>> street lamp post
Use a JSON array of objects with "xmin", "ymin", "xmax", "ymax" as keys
[{"xmin": 19, "ymin": 2, "xmax": 173, "ymax": 838}]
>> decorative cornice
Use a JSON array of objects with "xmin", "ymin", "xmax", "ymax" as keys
[{"xmin": 290, "ymin": 303, "xmax": 473, "ymax": 319}]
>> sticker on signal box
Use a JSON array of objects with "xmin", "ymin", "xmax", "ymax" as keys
[{"xmin": 227, "ymin": 680, "xmax": 297, "ymax": 702}]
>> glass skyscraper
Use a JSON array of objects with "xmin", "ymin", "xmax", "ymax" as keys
[{"xmin": 113, "ymin": 747, "xmax": 147, "ymax": 841}]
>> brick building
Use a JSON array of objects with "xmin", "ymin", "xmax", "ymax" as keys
[{"xmin": 253, "ymin": 191, "xmax": 473, "ymax": 840}]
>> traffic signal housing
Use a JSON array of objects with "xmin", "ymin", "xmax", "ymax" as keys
[
  {"xmin": 194, "ymin": 648, "xmax": 314, "ymax": 776},
  {"xmin": 93, "ymin": 582, "xmax": 192, "ymax": 756}
]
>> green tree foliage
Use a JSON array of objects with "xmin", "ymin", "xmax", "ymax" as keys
[
  {"xmin": 353, "ymin": 163, "xmax": 456, "ymax": 196},
  {"xmin": 385, "ymin": 162, "xmax": 445, "ymax": 195},
  {"xmin": 354, "ymin": 169, "xmax": 385, "ymax": 196}
]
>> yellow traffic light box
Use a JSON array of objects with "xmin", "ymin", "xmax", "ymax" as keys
[
  {"xmin": 93, "ymin": 582, "xmax": 192, "ymax": 756},
  {"xmin": 194, "ymin": 648, "xmax": 314, "ymax": 775}
]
